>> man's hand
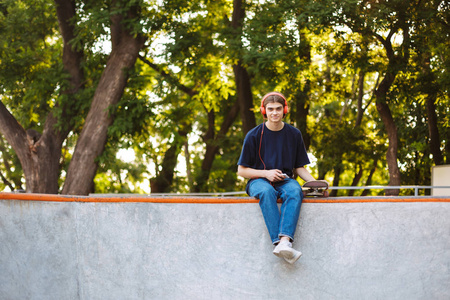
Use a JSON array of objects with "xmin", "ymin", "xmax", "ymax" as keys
[
  {"xmin": 237, "ymin": 165, "xmax": 287, "ymax": 182},
  {"xmin": 265, "ymin": 169, "xmax": 286, "ymax": 182}
]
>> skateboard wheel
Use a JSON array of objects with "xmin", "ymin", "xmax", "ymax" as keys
[{"xmin": 323, "ymin": 190, "xmax": 329, "ymax": 197}]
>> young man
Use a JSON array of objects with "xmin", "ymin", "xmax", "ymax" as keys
[{"xmin": 237, "ymin": 92, "xmax": 316, "ymax": 264}]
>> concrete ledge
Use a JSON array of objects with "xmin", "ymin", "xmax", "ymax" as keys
[
  {"xmin": 2, "ymin": 192, "xmax": 450, "ymax": 203},
  {"xmin": 1, "ymin": 193, "xmax": 449, "ymax": 299}
]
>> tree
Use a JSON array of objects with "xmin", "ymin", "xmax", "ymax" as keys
[
  {"xmin": 62, "ymin": 1, "xmax": 146, "ymax": 194},
  {"xmin": 1, "ymin": 0, "xmax": 447, "ymax": 195},
  {"xmin": 0, "ymin": 0, "xmax": 77, "ymax": 194},
  {"xmin": 413, "ymin": 0, "xmax": 448, "ymax": 166},
  {"xmin": 309, "ymin": 0, "xmax": 415, "ymax": 194},
  {"xmin": 0, "ymin": 0, "xmax": 146, "ymax": 194},
  {"xmin": 137, "ymin": 0, "xmax": 241, "ymax": 193},
  {"xmin": 230, "ymin": 0, "xmax": 256, "ymax": 135}
]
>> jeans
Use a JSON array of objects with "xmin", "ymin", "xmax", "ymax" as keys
[{"xmin": 247, "ymin": 178, "xmax": 303, "ymax": 245}]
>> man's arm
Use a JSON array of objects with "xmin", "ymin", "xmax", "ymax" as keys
[
  {"xmin": 294, "ymin": 166, "xmax": 315, "ymax": 182},
  {"xmin": 237, "ymin": 165, "xmax": 286, "ymax": 182}
]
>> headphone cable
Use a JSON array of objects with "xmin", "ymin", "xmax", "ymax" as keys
[{"xmin": 259, "ymin": 122, "xmax": 266, "ymax": 170}]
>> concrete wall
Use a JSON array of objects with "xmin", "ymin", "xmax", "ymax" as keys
[{"xmin": 1, "ymin": 197, "xmax": 450, "ymax": 300}]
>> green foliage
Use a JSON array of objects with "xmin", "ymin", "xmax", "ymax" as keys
[
  {"xmin": 0, "ymin": 137, "xmax": 24, "ymax": 191},
  {"xmin": 0, "ymin": 0, "xmax": 60, "ymax": 127},
  {"xmin": 0, "ymin": 0, "xmax": 448, "ymax": 195},
  {"xmin": 94, "ymin": 152, "xmax": 148, "ymax": 194}
]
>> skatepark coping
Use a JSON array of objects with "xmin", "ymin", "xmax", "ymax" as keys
[{"xmin": 1, "ymin": 191, "xmax": 450, "ymax": 203}]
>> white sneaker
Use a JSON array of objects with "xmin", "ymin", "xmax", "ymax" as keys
[
  {"xmin": 282, "ymin": 248, "xmax": 302, "ymax": 264},
  {"xmin": 273, "ymin": 240, "xmax": 302, "ymax": 264},
  {"xmin": 272, "ymin": 240, "xmax": 291, "ymax": 257}
]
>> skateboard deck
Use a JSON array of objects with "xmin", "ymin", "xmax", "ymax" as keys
[{"xmin": 302, "ymin": 180, "xmax": 329, "ymax": 197}]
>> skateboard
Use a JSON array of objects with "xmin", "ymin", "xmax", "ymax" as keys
[{"xmin": 302, "ymin": 180, "xmax": 329, "ymax": 197}]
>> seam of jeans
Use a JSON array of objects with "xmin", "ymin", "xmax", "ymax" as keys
[
  {"xmin": 279, "ymin": 186, "xmax": 288, "ymax": 237},
  {"xmin": 278, "ymin": 181, "xmax": 301, "ymax": 241}
]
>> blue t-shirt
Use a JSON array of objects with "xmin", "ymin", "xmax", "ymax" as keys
[{"xmin": 237, "ymin": 122, "xmax": 310, "ymax": 179}]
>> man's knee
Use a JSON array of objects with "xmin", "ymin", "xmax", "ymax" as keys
[
  {"xmin": 292, "ymin": 187, "xmax": 303, "ymax": 200},
  {"xmin": 248, "ymin": 179, "xmax": 275, "ymax": 198},
  {"xmin": 281, "ymin": 181, "xmax": 303, "ymax": 199},
  {"xmin": 258, "ymin": 185, "xmax": 277, "ymax": 199}
]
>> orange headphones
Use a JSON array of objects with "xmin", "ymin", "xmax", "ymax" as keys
[{"xmin": 260, "ymin": 92, "xmax": 288, "ymax": 116}]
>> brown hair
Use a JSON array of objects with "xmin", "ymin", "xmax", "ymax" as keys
[
  {"xmin": 263, "ymin": 94, "xmax": 286, "ymax": 108},
  {"xmin": 260, "ymin": 92, "xmax": 288, "ymax": 116}
]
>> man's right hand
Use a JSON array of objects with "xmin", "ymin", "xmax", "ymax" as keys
[{"xmin": 265, "ymin": 169, "xmax": 286, "ymax": 182}]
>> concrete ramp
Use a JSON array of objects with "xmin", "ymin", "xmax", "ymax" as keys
[{"xmin": 1, "ymin": 193, "xmax": 449, "ymax": 300}]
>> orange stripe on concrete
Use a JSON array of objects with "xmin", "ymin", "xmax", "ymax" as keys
[
  {"xmin": 1, "ymin": 192, "xmax": 449, "ymax": 203},
  {"xmin": 303, "ymin": 197, "xmax": 450, "ymax": 203},
  {"xmin": 0, "ymin": 192, "xmax": 257, "ymax": 204}
]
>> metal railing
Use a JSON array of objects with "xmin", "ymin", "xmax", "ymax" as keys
[
  {"xmin": 145, "ymin": 185, "xmax": 450, "ymax": 197},
  {"xmin": 328, "ymin": 185, "xmax": 450, "ymax": 197},
  {"xmin": 147, "ymin": 191, "xmax": 249, "ymax": 197}
]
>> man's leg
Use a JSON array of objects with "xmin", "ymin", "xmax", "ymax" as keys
[
  {"xmin": 277, "ymin": 178, "xmax": 303, "ymax": 241},
  {"xmin": 272, "ymin": 179, "xmax": 303, "ymax": 263},
  {"xmin": 247, "ymin": 178, "xmax": 280, "ymax": 244}
]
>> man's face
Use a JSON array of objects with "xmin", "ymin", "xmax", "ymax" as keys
[{"xmin": 265, "ymin": 102, "xmax": 284, "ymax": 123}]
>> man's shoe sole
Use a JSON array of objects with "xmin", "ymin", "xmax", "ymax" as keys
[{"xmin": 279, "ymin": 249, "xmax": 302, "ymax": 264}]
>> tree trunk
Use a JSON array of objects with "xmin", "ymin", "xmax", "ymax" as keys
[
  {"xmin": 348, "ymin": 165, "xmax": 363, "ymax": 196},
  {"xmin": 231, "ymin": 0, "xmax": 256, "ymax": 135},
  {"xmin": 426, "ymin": 95, "xmax": 443, "ymax": 165},
  {"xmin": 184, "ymin": 141, "xmax": 194, "ymax": 191},
  {"xmin": 295, "ymin": 29, "xmax": 312, "ymax": 150},
  {"xmin": 0, "ymin": 106, "xmax": 59, "ymax": 193},
  {"xmin": 355, "ymin": 70, "xmax": 365, "ymax": 127},
  {"xmin": 62, "ymin": 7, "xmax": 146, "ymax": 195},
  {"xmin": 445, "ymin": 128, "xmax": 450, "ymax": 164},
  {"xmin": 233, "ymin": 64, "xmax": 256, "ymax": 134},
  {"xmin": 420, "ymin": 52, "xmax": 444, "ymax": 166},
  {"xmin": 372, "ymin": 29, "xmax": 404, "ymax": 195},
  {"xmin": 290, "ymin": 16, "xmax": 312, "ymax": 150},
  {"xmin": 137, "ymin": 55, "xmax": 198, "ymax": 193},
  {"xmin": 0, "ymin": 103, "xmax": 29, "ymax": 190},
  {"xmin": 362, "ymin": 17, "xmax": 409, "ymax": 196},
  {"xmin": 54, "ymin": 0, "xmax": 84, "ymax": 95},
  {"xmin": 375, "ymin": 71, "xmax": 401, "ymax": 195},
  {"xmin": 150, "ymin": 126, "xmax": 190, "ymax": 193},
  {"xmin": 150, "ymin": 141, "xmax": 182, "ymax": 193},
  {"xmin": 329, "ymin": 165, "xmax": 341, "ymax": 197},
  {"xmin": 194, "ymin": 100, "xmax": 240, "ymax": 192},
  {"xmin": 361, "ymin": 159, "xmax": 378, "ymax": 196},
  {"xmin": 0, "ymin": 0, "xmax": 84, "ymax": 193},
  {"xmin": 295, "ymin": 86, "xmax": 310, "ymax": 150}
]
